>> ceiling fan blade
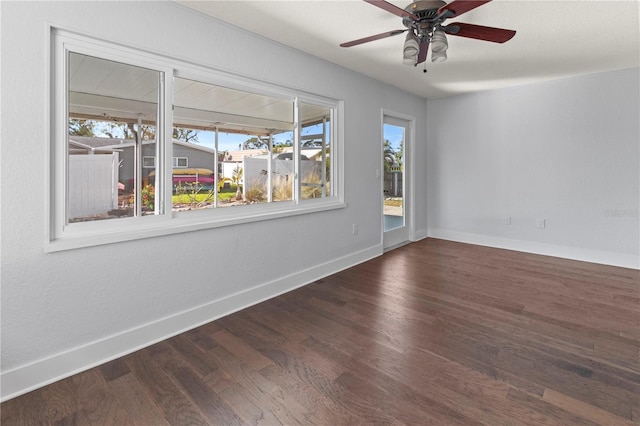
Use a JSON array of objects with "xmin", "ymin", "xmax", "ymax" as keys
[
  {"xmin": 444, "ymin": 22, "xmax": 516, "ymax": 43},
  {"xmin": 417, "ymin": 40, "xmax": 430, "ymax": 64},
  {"xmin": 364, "ymin": 0, "xmax": 418, "ymax": 19},
  {"xmin": 437, "ymin": 0, "xmax": 492, "ymax": 18},
  {"xmin": 340, "ymin": 29, "xmax": 407, "ymax": 47}
]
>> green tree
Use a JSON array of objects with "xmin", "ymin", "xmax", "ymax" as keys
[
  {"xmin": 69, "ymin": 119, "xmax": 96, "ymax": 136},
  {"xmin": 273, "ymin": 139, "xmax": 292, "ymax": 153},
  {"xmin": 101, "ymin": 122, "xmax": 128, "ymax": 139},
  {"xmin": 126, "ymin": 123, "xmax": 155, "ymax": 141},
  {"xmin": 383, "ymin": 139, "xmax": 396, "ymax": 171},
  {"xmin": 243, "ymin": 137, "xmax": 268, "ymax": 150},
  {"xmin": 395, "ymin": 140, "xmax": 403, "ymax": 164},
  {"xmin": 173, "ymin": 128, "xmax": 199, "ymax": 143},
  {"xmin": 100, "ymin": 122, "xmax": 155, "ymax": 140}
]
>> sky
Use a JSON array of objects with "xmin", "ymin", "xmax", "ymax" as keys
[
  {"xmin": 197, "ymin": 130, "xmax": 294, "ymax": 152},
  {"xmin": 384, "ymin": 123, "xmax": 404, "ymax": 153}
]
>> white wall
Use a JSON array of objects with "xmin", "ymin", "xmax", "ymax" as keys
[
  {"xmin": 427, "ymin": 68, "xmax": 640, "ymax": 269},
  {"xmin": 0, "ymin": 1, "xmax": 427, "ymax": 400}
]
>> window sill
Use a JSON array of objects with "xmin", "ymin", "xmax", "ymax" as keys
[{"xmin": 45, "ymin": 198, "xmax": 346, "ymax": 253}]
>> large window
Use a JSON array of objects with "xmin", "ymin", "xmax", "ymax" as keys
[
  {"xmin": 169, "ymin": 78, "xmax": 335, "ymax": 211},
  {"xmin": 49, "ymin": 30, "xmax": 342, "ymax": 250}
]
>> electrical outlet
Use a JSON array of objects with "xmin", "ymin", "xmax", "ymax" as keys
[
  {"xmin": 504, "ymin": 216, "xmax": 511, "ymax": 225},
  {"xmin": 352, "ymin": 224, "xmax": 358, "ymax": 235},
  {"xmin": 537, "ymin": 219, "xmax": 546, "ymax": 228}
]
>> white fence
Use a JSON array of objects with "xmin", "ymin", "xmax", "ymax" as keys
[
  {"xmin": 68, "ymin": 153, "xmax": 119, "ymax": 219},
  {"xmin": 243, "ymin": 157, "xmax": 323, "ymax": 198}
]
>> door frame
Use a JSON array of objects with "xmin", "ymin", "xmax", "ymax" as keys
[{"xmin": 381, "ymin": 110, "xmax": 415, "ymax": 251}]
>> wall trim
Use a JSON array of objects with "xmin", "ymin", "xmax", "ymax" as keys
[
  {"xmin": 0, "ymin": 244, "xmax": 382, "ymax": 402},
  {"xmin": 412, "ymin": 228, "xmax": 429, "ymax": 241},
  {"xmin": 428, "ymin": 229, "xmax": 639, "ymax": 270}
]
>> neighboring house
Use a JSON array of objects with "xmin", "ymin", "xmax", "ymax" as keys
[{"xmin": 68, "ymin": 136, "xmax": 219, "ymax": 191}]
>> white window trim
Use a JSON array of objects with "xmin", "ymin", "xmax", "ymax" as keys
[
  {"xmin": 172, "ymin": 157, "xmax": 188, "ymax": 168},
  {"xmin": 143, "ymin": 156, "xmax": 156, "ymax": 168},
  {"xmin": 46, "ymin": 28, "xmax": 345, "ymax": 252}
]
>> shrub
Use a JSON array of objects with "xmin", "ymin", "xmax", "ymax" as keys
[
  {"xmin": 129, "ymin": 184, "xmax": 155, "ymax": 210},
  {"xmin": 272, "ymin": 177, "xmax": 292, "ymax": 201},
  {"xmin": 244, "ymin": 180, "xmax": 266, "ymax": 203}
]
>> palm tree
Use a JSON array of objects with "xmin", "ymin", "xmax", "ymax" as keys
[
  {"xmin": 232, "ymin": 166, "xmax": 243, "ymax": 200},
  {"xmin": 383, "ymin": 139, "xmax": 396, "ymax": 171}
]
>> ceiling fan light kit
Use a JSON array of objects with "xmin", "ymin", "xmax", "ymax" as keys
[
  {"xmin": 403, "ymin": 30, "xmax": 420, "ymax": 58},
  {"xmin": 342, "ymin": 0, "xmax": 516, "ymax": 67},
  {"xmin": 431, "ymin": 49, "xmax": 447, "ymax": 63},
  {"xmin": 430, "ymin": 27, "xmax": 448, "ymax": 62},
  {"xmin": 403, "ymin": 56, "xmax": 418, "ymax": 66}
]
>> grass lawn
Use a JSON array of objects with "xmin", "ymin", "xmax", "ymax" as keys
[{"xmin": 173, "ymin": 185, "xmax": 238, "ymax": 204}]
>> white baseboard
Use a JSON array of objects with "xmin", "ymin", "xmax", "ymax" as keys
[
  {"xmin": 412, "ymin": 228, "xmax": 429, "ymax": 241},
  {"xmin": 428, "ymin": 229, "xmax": 639, "ymax": 270},
  {"xmin": 0, "ymin": 244, "xmax": 382, "ymax": 402}
]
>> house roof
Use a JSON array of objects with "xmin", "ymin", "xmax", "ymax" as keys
[{"xmin": 223, "ymin": 149, "xmax": 270, "ymax": 162}]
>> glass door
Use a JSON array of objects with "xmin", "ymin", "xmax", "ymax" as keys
[{"xmin": 383, "ymin": 115, "xmax": 410, "ymax": 250}]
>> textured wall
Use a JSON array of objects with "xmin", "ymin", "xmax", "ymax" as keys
[{"xmin": 427, "ymin": 69, "xmax": 640, "ymax": 267}]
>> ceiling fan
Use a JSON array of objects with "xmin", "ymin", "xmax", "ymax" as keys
[{"xmin": 340, "ymin": 0, "xmax": 516, "ymax": 66}]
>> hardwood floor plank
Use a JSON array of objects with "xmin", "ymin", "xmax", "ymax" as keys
[
  {"xmin": 183, "ymin": 325, "xmax": 220, "ymax": 351},
  {"xmin": 211, "ymin": 329, "xmax": 275, "ymax": 371},
  {"xmin": 542, "ymin": 388, "xmax": 636, "ymax": 426},
  {"xmin": 125, "ymin": 349, "xmax": 211, "ymax": 425},
  {"xmin": 71, "ymin": 369, "xmax": 133, "ymax": 425},
  {"xmin": 258, "ymin": 358, "xmax": 366, "ymax": 425},
  {"xmin": 301, "ymin": 328, "xmax": 517, "ymax": 425},
  {"xmin": 0, "ymin": 386, "xmax": 49, "ymax": 425},
  {"xmin": 334, "ymin": 370, "xmax": 483, "ymax": 426},
  {"xmin": 172, "ymin": 367, "xmax": 245, "ymax": 425},
  {"xmin": 167, "ymin": 334, "xmax": 218, "ymax": 377},
  {"xmin": 504, "ymin": 387, "xmax": 601, "ymax": 425},
  {"xmin": 207, "ymin": 343, "xmax": 313, "ymax": 425},
  {"xmin": 2, "ymin": 238, "xmax": 638, "ymax": 425},
  {"xmin": 215, "ymin": 380, "xmax": 288, "ymax": 425},
  {"xmin": 107, "ymin": 373, "xmax": 171, "ymax": 426},
  {"xmin": 96, "ymin": 360, "xmax": 127, "ymax": 385},
  {"xmin": 41, "ymin": 376, "xmax": 79, "ymax": 425}
]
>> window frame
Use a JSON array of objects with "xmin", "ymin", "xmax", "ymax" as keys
[
  {"xmin": 172, "ymin": 157, "xmax": 188, "ymax": 168},
  {"xmin": 46, "ymin": 28, "xmax": 344, "ymax": 252},
  {"xmin": 143, "ymin": 156, "xmax": 157, "ymax": 168}
]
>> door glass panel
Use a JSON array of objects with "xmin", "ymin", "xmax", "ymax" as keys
[{"xmin": 383, "ymin": 123, "xmax": 404, "ymax": 231}]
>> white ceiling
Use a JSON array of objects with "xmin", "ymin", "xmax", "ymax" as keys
[{"xmin": 177, "ymin": 0, "xmax": 640, "ymax": 99}]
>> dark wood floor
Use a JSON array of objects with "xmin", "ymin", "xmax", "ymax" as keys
[{"xmin": 2, "ymin": 238, "xmax": 639, "ymax": 425}]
